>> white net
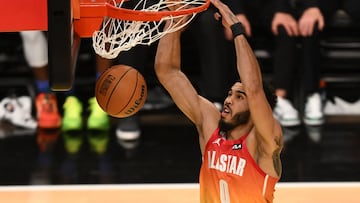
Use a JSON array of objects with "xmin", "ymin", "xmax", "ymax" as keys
[{"xmin": 92, "ymin": 0, "xmax": 208, "ymax": 59}]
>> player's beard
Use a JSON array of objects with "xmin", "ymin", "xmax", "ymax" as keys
[{"xmin": 219, "ymin": 110, "xmax": 250, "ymax": 132}]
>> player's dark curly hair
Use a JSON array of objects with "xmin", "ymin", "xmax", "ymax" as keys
[{"xmin": 235, "ymin": 80, "xmax": 277, "ymax": 110}]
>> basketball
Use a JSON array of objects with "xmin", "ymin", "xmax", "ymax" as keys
[{"xmin": 95, "ymin": 64, "xmax": 147, "ymax": 118}]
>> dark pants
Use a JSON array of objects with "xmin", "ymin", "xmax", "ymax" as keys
[
  {"xmin": 272, "ymin": 0, "xmax": 360, "ymax": 97},
  {"xmin": 272, "ymin": 0, "xmax": 339, "ymax": 97},
  {"xmin": 273, "ymin": 26, "xmax": 321, "ymax": 96}
]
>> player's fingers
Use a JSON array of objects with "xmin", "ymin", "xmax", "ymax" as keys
[
  {"xmin": 214, "ymin": 12, "xmax": 221, "ymax": 21},
  {"xmin": 246, "ymin": 26, "xmax": 252, "ymax": 36},
  {"xmin": 243, "ymin": 22, "xmax": 252, "ymax": 36}
]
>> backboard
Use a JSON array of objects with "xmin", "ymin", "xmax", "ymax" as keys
[{"xmin": 0, "ymin": 0, "xmax": 81, "ymax": 91}]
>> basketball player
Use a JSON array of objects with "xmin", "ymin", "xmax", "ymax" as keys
[{"xmin": 155, "ymin": 0, "xmax": 283, "ymax": 202}]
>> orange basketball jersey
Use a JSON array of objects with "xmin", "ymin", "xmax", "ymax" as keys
[{"xmin": 199, "ymin": 128, "xmax": 279, "ymax": 203}]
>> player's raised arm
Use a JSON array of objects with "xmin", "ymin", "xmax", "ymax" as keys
[{"xmin": 211, "ymin": 0, "xmax": 282, "ymax": 157}]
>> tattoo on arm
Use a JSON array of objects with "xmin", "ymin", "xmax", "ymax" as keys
[{"xmin": 272, "ymin": 137, "xmax": 283, "ymax": 176}]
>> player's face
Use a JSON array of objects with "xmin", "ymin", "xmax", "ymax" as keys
[{"xmin": 219, "ymin": 82, "xmax": 250, "ymax": 130}]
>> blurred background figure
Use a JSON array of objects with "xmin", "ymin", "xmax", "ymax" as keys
[
  {"xmin": 60, "ymin": 57, "xmax": 111, "ymax": 133},
  {"xmin": 20, "ymin": 31, "xmax": 61, "ymax": 129},
  {"xmin": 270, "ymin": 0, "xmax": 336, "ymax": 127},
  {"xmin": 20, "ymin": 31, "xmax": 110, "ymax": 132},
  {"xmin": 271, "ymin": 0, "xmax": 360, "ymax": 127},
  {"xmin": 0, "ymin": 31, "xmax": 58, "ymax": 130}
]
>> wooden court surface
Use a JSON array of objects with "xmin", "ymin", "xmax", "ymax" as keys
[{"xmin": 0, "ymin": 182, "xmax": 359, "ymax": 203}]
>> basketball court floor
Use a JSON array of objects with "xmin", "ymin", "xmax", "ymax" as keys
[{"xmin": 1, "ymin": 182, "xmax": 359, "ymax": 203}]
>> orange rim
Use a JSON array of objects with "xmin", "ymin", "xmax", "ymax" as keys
[{"xmin": 79, "ymin": 0, "xmax": 211, "ymax": 21}]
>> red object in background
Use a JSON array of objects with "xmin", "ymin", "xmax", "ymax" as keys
[{"xmin": 0, "ymin": 0, "xmax": 48, "ymax": 32}]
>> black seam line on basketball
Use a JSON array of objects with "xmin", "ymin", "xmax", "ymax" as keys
[
  {"xmin": 105, "ymin": 67, "xmax": 132, "ymax": 111},
  {"xmin": 115, "ymin": 71, "xmax": 139, "ymax": 115}
]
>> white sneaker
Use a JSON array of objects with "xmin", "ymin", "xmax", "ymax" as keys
[
  {"xmin": 0, "ymin": 96, "xmax": 37, "ymax": 129},
  {"xmin": 324, "ymin": 97, "xmax": 360, "ymax": 115},
  {"xmin": 324, "ymin": 100, "xmax": 341, "ymax": 115},
  {"xmin": 18, "ymin": 96, "xmax": 32, "ymax": 113},
  {"xmin": 116, "ymin": 115, "xmax": 140, "ymax": 141},
  {"xmin": 273, "ymin": 97, "xmax": 301, "ymax": 127},
  {"xmin": 334, "ymin": 97, "xmax": 360, "ymax": 114},
  {"xmin": 304, "ymin": 93, "xmax": 324, "ymax": 125}
]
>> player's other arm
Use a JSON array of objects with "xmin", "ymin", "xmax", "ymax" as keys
[
  {"xmin": 154, "ymin": 27, "xmax": 201, "ymax": 124},
  {"xmin": 235, "ymin": 34, "xmax": 283, "ymax": 176},
  {"xmin": 211, "ymin": 0, "xmax": 282, "ymax": 160},
  {"xmin": 234, "ymin": 36, "xmax": 282, "ymax": 150},
  {"xmin": 154, "ymin": 23, "xmax": 219, "ymax": 146}
]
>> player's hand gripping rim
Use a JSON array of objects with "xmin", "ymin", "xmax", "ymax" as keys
[{"xmin": 211, "ymin": 0, "xmax": 245, "ymax": 38}]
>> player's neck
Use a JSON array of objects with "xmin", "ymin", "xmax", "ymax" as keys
[{"xmin": 225, "ymin": 124, "xmax": 253, "ymax": 140}]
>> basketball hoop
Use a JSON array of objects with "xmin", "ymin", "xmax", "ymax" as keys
[{"xmin": 92, "ymin": 0, "xmax": 210, "ymax": 59}]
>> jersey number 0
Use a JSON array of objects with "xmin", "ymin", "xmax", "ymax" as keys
[{"xmin": 219, "ymin": 179, "xmax": 230, "ymax": 203}]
